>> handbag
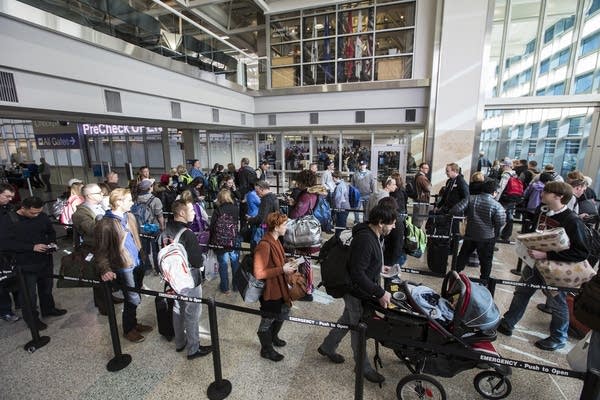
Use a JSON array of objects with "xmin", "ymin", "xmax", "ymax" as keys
[
  {"xmin": 286, "ymin": 271, "xmax": 308, "ymax": 301},
  {"xmin": 535, "ymin": 259, "xmax": 596, "ymax": 288},
  {"xmin": 566, "ymin": 330, "xmax": 592, "ymax": 372},
  {"xmin": 516, "ymin": 227, "xmax": 570, "ymax": 252},
  {"xmin": 234, "ymin": 255, "xmax": 264, "ymax": 303},
  {"xmin": 57, "ymin": 246, "xmax": 97, "ymax": 288},
  {"xmin": 283, "ymin": 215, "xmax": 322, "ymax": 248}
]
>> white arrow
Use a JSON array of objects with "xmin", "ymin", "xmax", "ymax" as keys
[{"xmin": 69, "ymin": 136, "xmax": 75, "ymax": 145}]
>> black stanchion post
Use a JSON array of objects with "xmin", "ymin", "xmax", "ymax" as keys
[
  {"xmin": 510, "ymin": 258, "xmax": 523, "ymax": 276},
  {"xmin": 451, "ymin": 233, "xmax": 460, "ymax": 272},
  {"xmin": 15, "ymin": 265, "xmax": 50, "ymax": 352},
  {"xmin": 206, "ymin": 297, "xmax": 232, "ymax": 400},
  {"xmin": 354, "ymin": 322, "xmax": 367, "ymax": 400},
  {"xmin": 580, "ymin": 368, "xmax": 600, "ymax": 400},
  {"xmin": 102, "ymin": 281, "xmax": 132, "ymax": 372},
  {"xmin": 487, "ymin": 278, "xmax": 497, "ymax": 298}
]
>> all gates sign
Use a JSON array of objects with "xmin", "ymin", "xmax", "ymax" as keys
[{"xmin": 34, "ymin": 133, "xmax": 80, "ymax": 149}]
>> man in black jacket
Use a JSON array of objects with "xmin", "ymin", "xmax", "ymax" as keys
[
  {"xmin": 437, "ymin": 163, "xmax": 469, "ymax": 213},
  {"xmin": 161, "ymin": 200, "xmax": 212, "ymax": 360},
  {"xmin": 498, "ymin": 182, "xmax": 589, "ymax": 351},
  {"xmin": 0, "ymin": 183, "xmax": 19, "ymax": 322},
  {"xmin": 318, "ymin": 205, "xmax": 394, "ymax": 384},
  {"xmin": 236, "ymin": 158, "xmax": 258, "ymax": 199},
  {"xmin": 4, "ymin": 196, "xmax": 66, "ymax": 331}
]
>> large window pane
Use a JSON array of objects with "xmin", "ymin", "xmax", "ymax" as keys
[
  {"xmin": 501, "ymin": 0, "xmax": 542, "ymax": 97},
  {"xmin": 232, "ymin": 133, "xmax": 256, "ymax": 169},
  {"xmin": 208, "ymin": 133, "xmax": 232, "ymax": 168}
]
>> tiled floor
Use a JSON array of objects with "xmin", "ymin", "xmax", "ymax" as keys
[{"xmin": 0, "ymin": 209, "xmax": 587, "ymax": 399}]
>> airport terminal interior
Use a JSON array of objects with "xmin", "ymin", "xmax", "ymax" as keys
[{"xmin": 1, "ymin": 0, "xmax": 600, "ymax": 399}]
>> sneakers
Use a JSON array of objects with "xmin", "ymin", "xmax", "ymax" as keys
[
  {"xmin": 535, "ymin": 337, "xmax": 566, "ymax": 351},
  {"xmin": 298, "ymin": 294, "xmax": 314, "ymax": 302},
  {"xmin": 187, "ymin": 345, "xmax": 213, "ymax": 360},
  {"xmin": 497, "ymin": 238, "xmax": 515, "ymax": 245},
  {"xmin": 0, "ymin": 313, "xmax": 20, "ymax": 323},
  {"xmin": 124, "ymin": 329, "xmax": 145, "ymax": 343},
  {"xmin": 536, "ymin": 303, "xmax": 552, "ymax": 315},
  {"xmin": 496, "ymin": 319, "xmax": 513, "ymax": 336},
  {"xmin": 318, "ymin": 346, "xmax": 345, "ymax": 364},
  {"xmin": 135, "ymin": 323, "xmax": 153, "ymax": 333}
]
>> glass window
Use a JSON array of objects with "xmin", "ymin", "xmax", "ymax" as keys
[
  {"xmin": 375, "ymin": 56, "xmax": 412, "ymax": 80},
  {"xmin": 546, "ymin": 120, "xmax": 559, "ymax": 137},
  {"xmin": 208, "ymin": 133, "xmax": 231, "ymax": 169},
  {"xmin": 112, "ymin": 136, "xmax": 127, "ymax": 167},
  {"xmin": 376, "ymin": 3, "xmax": 415, "ymax": 30},
  {"xmin": 542, "ymin": 141, "xmax": 556, "ymax": 165},
  {"xmin": 168, "ymin": 129, "xmax": 184, "ymax": 169},
  {"xmin": 258, "ymin": 133, "xmax": 282, "ymax": 171},
  {"xmin": 270, "ymin": 19, "xmax": 301, "ymax": 44},
  {"xmin": 129, "ymin": 135, "xmax": 145, "ymax": 168},
  {"xmin": 147, "ymin": 133, "xmax": 164, "ymax": 169},
  {"xmin": 283, "ymin": 134, "xmax": 309, "ymax": 171},
  {"xmin": 575, "ymin": 72, "xmax": 594, "ymax": 93},
  {"xmin": 501, "ymin": 0, "xmax": 542, "ymax": 96},
  {"xmin": 568, "ymin": 116, "xmax": 584, "ymax": 136},
  {"xmin": 484, "ymin": 0, "xmax": 506, "ymax": 98},
  {"xmin": 528, "ymin": 139, "xmax": 537, "ymax": 154},
  {"xmin": 530, "ymin": 122, "xmax": 540, "ymax": 138},
  {"xmin": 539, "ymin": 58, "xmax": 550, "ymax": 75},
  {"xmin": 561, "ymin": 140, "xmax": 580, "ymax": 176},
  {"xmin": 232, "ymin": 133, "xmax": 256, "ymax": 170},
  {"xmin": 375, "ymin": 30, "xmax": 413, "ymax": 55},
  {"xmin": 580, "ymin": 31, "xmax": 600, "ymax": 57}
]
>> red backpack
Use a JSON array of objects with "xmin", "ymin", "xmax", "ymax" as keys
[{"xmin": 504, "ymin": 175, "xmax": 524, "ymax": 197}]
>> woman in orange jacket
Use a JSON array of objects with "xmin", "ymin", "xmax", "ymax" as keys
[{"xmin": 254, "ymin": 211, "xmax": 297, "ymax": 361}]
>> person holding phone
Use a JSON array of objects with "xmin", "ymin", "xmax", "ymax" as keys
[
  {"xmin": 253, "ymin": 211, "xmax": 296, "ymax": 362},
  {"xmin": 3, "ymin": 196, "xmax": 67, "ymax": 331}
]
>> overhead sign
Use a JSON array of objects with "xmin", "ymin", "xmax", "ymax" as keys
[
  {"xmin": 32, "ymin": 120, "xmax": 77, "ymax": 135},
  {"xmin": 34, "ymin": 133, "xmax": 80, "ymax": 149},
  {"xmin": 77, "ymin": 124, "xmax": 163, "ymax": 135}
]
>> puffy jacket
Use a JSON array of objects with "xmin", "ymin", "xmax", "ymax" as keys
[
  {"xmin": 523, "ymin": 180, "xmax": 544, "ymax": 213},
  {"xmin": 451, "ymin": 193, "xmax": 506, "ymax": 241}
]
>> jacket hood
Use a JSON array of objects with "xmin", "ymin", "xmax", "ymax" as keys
[
  {"xmin": 352, "ymin": 222, "xmax": 375, "ymax": 238},
  {"xmin": 307, "ymin": 185, "xmax": 328, "ymax": 196},
  {"xmin": 469, "ymin": 181, "xmax": 484, "ymax": 195}
]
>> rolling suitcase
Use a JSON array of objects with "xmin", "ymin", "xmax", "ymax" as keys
[
  {"xmin": 155, "ymin": 285, "xmax": 175, "ymax": 341},
  {"xmin": 425, "ymin": 213, "xmax": 452, "ymax": 274}
]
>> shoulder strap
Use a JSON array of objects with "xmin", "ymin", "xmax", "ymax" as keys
[
  {"xmin": 144, "ymin": 195, "xmax": 155, "ymax": 206},
  {"xmin": 173, "ymin": 228, "xmax": 188, "ymax": 244}
]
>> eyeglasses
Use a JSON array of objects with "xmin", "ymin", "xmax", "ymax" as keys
[{"xmin": 88, "ymin": 192, "xmax": 103, "ymax": 196}]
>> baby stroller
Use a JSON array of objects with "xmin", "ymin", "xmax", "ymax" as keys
[{"xmin": 364, "ymin": 271, "xmax": 512, "ymax": 400}]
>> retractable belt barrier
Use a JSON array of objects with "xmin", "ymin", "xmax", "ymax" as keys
[{"xmin": 2, "ymin": 268, "xmax": 598, "ymax": 399}]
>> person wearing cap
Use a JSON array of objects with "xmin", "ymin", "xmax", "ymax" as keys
[
  {"xmin": 351, "ymin": 160, "xmax": 375, "ymax": 224},
  {"xmin": 135, "ymin": 178, "xmax": 165, "ymax": 274},
  {"xmin": 60, "ymin": 179, "xmax": 84, "ymax": 226}
]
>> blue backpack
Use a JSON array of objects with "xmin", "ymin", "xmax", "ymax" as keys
[
  {"xmin": 313, "ymin": 195, "xmax": 332, "ymax": 228},
  {"xmin": 348, "ymin": 185, "xmax": 361, "ymax": 208},
  {"xmin": 130, "ymin": 196, "xmax": 159, "ymax": 235}
]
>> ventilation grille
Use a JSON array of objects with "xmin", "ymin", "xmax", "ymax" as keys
[
  {"xmin": 268, "ymin": 114, "xmax": 277, "ymax": 126},
  {"xmin": 355, "ymin": 110, "xmax": 365, "ymax": 123},
  {"xmin": 104, "ymin": 90, "xmax": 122, "ymax": 113},
  {"xmin": 310, "ymin": 112, "xmax": 319, "ymax": 125},
  {"xmin": 405, "ymin": 109, "xmax": 416, "ymax": 122},
  {"xmin": 0, "ymin": 72, "xmax": 18, "ymax": 103},
  {"xmin": 171, "ymin": 101, "xmax": 181, "ymax": 119},
  {"xmin": 241, "ymin": 113, "xmax": 246, "ymax": 125},
  {"xmin": 212, "ymin": 108, "xmax": 220, "ymax": 123}
]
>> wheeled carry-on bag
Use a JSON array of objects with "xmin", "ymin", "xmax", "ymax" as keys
[
  {"xmin": 425, "ymin": 213, "xmax": 452, "ymax": 274},
  {"xmin": 155, "ymin": 284, "xmax": 175, "ymax": 341}
]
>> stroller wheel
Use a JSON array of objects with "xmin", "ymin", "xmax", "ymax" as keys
[
  {"xmin": 474, "ymin": 371, "xmax": 512, "ymax": 399},
  {"xmin": 396, "ymin": 374, "xmax": 446, "ymax": 400}
]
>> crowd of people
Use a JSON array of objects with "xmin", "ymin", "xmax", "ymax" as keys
[{"xmin": 0, "ymin": 152, "xmax": 598, "ymax": 386}]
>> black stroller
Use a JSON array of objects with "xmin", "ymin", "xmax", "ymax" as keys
[{"xmin": 364, "ymin": 271, "xmax": 512, "ymax": 399}]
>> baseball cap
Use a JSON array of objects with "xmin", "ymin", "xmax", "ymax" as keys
[
  {"xmin": 67, "ymin": 178, "xmax": 83, "ymax": 187},
  {"xmin": 501, "ymin": 158, "xmax": 512, "ymax": 167},
  {"xmin": 138, "ymin": 178, "xmax": 155, "ymax": 191},
  {"xmin": 359, "ymin": 160, "xmax": 367, "ymax": 166}
]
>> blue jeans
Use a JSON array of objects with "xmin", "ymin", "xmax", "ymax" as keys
[
  {"xmin": 141, "ymin": 236, "xmax": 159, "ymax": 273},
  {"xmin": 116, "ymin": 265, "xmax": 144, "ymax": 334},
  {"xmin": 503, "ymin": 266, "xmax": 568, "ymax": 344},
  {"xmin": 335, "ymin": 210, "xmax": 349, "ymax": 237},
  {"xmin": 216, "ymin": 250, "xmax": 240, "ymax": 293}
]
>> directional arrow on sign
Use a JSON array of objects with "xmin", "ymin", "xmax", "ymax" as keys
[{"xmin": 69, "ymin": 137, "xmax": 75, "ymax": 145}]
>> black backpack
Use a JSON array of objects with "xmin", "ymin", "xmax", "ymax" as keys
[
  {"xmin": 405, "ymin": 174, "xmax": 418, "ymax": 200},
  {"xmin": 318, "ymin": 232, "xmax": 353, "ymax": 298}
]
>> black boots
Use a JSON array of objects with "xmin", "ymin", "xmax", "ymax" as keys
[
  {"xmin": 271, "ymin": 320, "xmax": 286, "ymax": 347},
  {"xmin": 257, "ymin": 331, "xmax": 284, "ymax": 362}
]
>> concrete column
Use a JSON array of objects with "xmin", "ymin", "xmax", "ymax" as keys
[
  {"xmin": 181, "ymin": 129, "xmax": 199, "ymax": 167},
  {"xmin": 428, "ymin": 0, "xmax": 491, "ymax": 191}
]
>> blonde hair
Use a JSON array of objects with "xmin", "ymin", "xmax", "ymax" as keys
[
  {"xmin": 109, "ymin": 188, "xmax": 131, "ymax": 210},
  {"xmin": 216, "ymin": 188, "xmax": 234, "ymax": 206},
  {"xmin": 176, "ymin": 165, "xmax": 187, "ymax": 175},
  {"xmin": 70, "ymin": 182, "xmax": 84, "ymax": 196},
  {"xmin": 180, "ymin": 190, "xmax": 194, "ymax": 203},
  {"xmin": 471, "ymin": 171, "xmax": 485, "ymax": 183}
]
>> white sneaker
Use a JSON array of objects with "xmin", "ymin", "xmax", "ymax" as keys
[{"xmin": 1, "ymin": 313, "xmax": 20, "ymax": 322}]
